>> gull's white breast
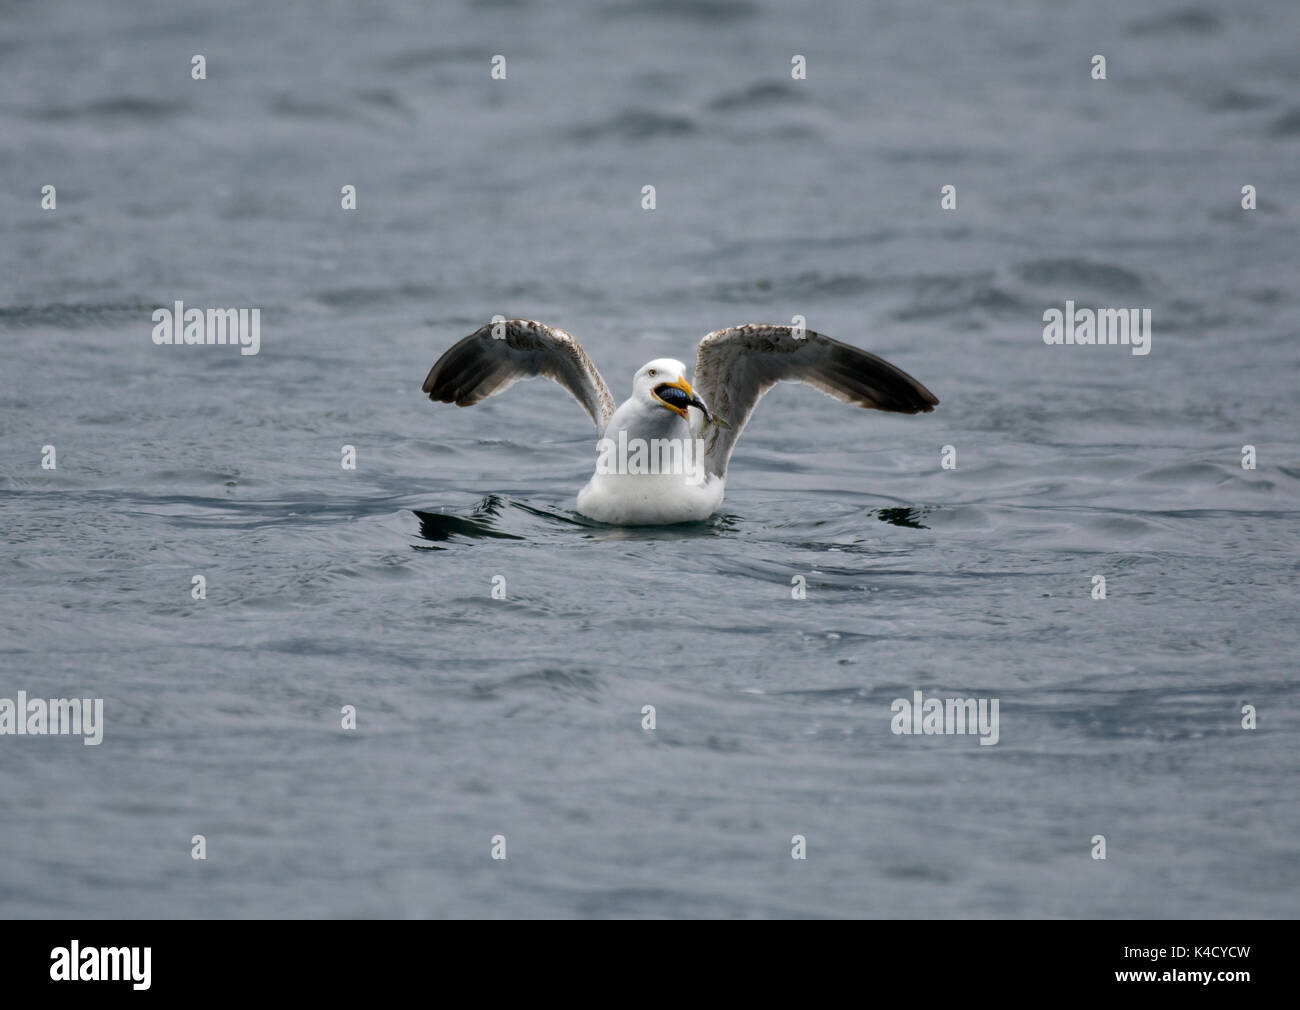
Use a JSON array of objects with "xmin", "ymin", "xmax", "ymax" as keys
[{"xmin": 576, "ymin": 471, "xmax": 725, "ymax": 525}]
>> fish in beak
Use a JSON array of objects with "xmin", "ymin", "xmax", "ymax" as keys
[{"xmin": 652, "ymin": 376, "xmax": 730, "ymax": 429}]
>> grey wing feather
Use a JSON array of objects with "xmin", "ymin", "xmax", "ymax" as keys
[
  {"xmin": 692, "ymin": 324, "xmax": 938, "ymax": 477},
  {"xmin": 422, "ymin": 319, "xmax": 615, "ymax": 430}
]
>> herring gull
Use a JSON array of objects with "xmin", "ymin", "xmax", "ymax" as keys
[{"xmin": 422, "ymin": 319, "xmax": 938, "ymax": 525}]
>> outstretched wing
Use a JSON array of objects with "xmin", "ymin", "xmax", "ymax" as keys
[
  {"xmin": 692, "ymin": 324, "xmax": 938, "ymax": 477},
  {"xmin": 422, "ymin": 319, "xmax": 616, "ymax": 430}
]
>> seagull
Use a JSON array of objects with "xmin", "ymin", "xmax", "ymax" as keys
[{"xmin": 422, "ymin": 319, "xmax": 938, "ymax": 525}]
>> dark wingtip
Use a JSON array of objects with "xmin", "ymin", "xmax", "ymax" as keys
[
  {"xmin": 423, "ymin": 327, "xmax": 502, "ymax": 405},
  {"xmin": 900, "ymin": 375, "xmax": 939, "ymax": 413},
  {"xmin": 874, "ymin": 380, "xmax": 938, "ymax": 414},
  {"xmin": 424, "ymin": 374, "xmax": 466, "ymax": 405},
  {"xmin": 424, "ymin": 375, "xmax": 465, "ymax": 405}
]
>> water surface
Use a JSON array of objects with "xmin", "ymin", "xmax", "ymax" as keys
[{"xmin": 1, "ymin": 0, "xmax": 1298, "ymax": 917}]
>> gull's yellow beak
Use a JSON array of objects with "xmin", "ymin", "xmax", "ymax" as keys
[{"xmin": 651, "ymin": 376, "xmax": 696, "ymax": 420}]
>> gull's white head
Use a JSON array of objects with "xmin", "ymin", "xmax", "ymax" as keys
[{"xmin": 632, "ymin": 358, "xmax": 717, "ymax": 422}]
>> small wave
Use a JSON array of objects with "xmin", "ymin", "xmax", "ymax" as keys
[
  {"xmin": 354, "ymin": 88, "xmax": 416, "ymax": 124},
  {"xmin": 709, "ymin": 271, "xmax": 879, "ymax": 303},
  {"xmin": 708, "ymin": 81, "xmax": 807, "ymax": 112},
  {"xmin": 707, "ymin": 269, "xmax": 1026, "ymax": 319},
  {"xmin": 481, "ymin": 667, "xmax": 604, "ymax": 700},
  {"xmin": 1268, "ymin": 106, "xmax": 1300, "ymax": 138},
  {"xmin": 412, "ymin": 496, "xmax": 535, "ymax": 549},
  {"xmin": 1133, "ymin": 460, "xmax": 1236, "ymax": 486},
  {"xmin": 869, "ymin": 506, "xmax": 930, "ymax": 530},
  {"xmin": 569, "ymin": 108, "xmax": 697, "ymax": 142},
  {"xmin": 1012, "ymin": 258, "xmax": 1148, "ymax": 296},
  {"xmin": 892, "ymin": 274, "xmax": 1026, "ymax": 320},
  {"xmin": 265, "ymin": 91, "xmax": 413, "ymax": 129},
  {"xmin": 377, "ymin": 46, "xmax": 486, "ymax": 71},
  {"xmin": 311, "ymin": 283, "xmax": 438, "ymax": 309},
  {"xmin": 1127, "ymin": 7, "xmax": 1221, "ymax": 36},
  {"xmin": 602, "ymin": 0, "xmax": 760, "ymax": 23},
  {"xmin": 0, "ymin": 301, "xmax": 157, "ymax": 328},
  {"xmin": 32, "ymin": 97, "xmax": 187, "ymax": 123},
  {"xmin": 268, "ymin": 94, "xmax": 351, "ymax": 121},
  {"xmin": 1204, "ymin": 88, "xmax": 1275, "ymax": 112}
]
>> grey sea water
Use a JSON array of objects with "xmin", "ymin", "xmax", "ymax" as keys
[{"xmin": 2, "ymin": 0, "xmax": 1298, "ymax": 918}]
